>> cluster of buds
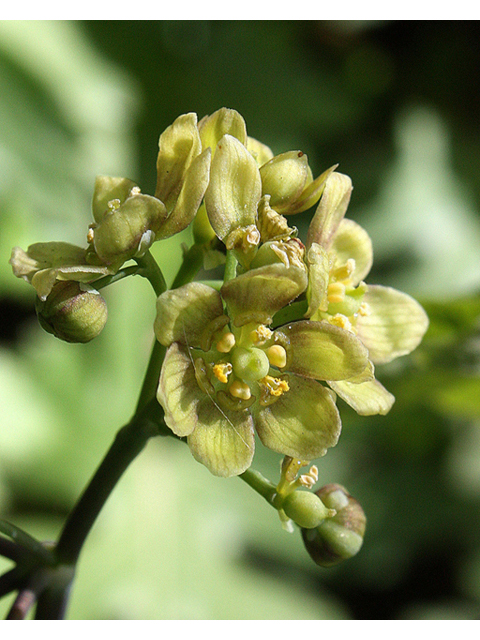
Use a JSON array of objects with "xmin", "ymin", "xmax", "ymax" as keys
[{"xmin": 9, "ymin": 107, "xmax": 429, "ymax": 567}]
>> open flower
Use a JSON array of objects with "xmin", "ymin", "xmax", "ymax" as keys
[
  {"xmin": 154, "ymin": 266, "xmax": 371, "ymax": 477},
  {"xmin": 305, "ymin": 171, "xmax": 429, "ymax": 415}
]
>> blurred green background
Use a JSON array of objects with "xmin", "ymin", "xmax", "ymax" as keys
[{"xmin": 1, "ymin": 20, "xmax": 480, "ymax": 620}]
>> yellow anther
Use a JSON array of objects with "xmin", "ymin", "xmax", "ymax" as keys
[
  {"xmin": 216, "ymin": 331, "xmax": 236, "ymax": 353},
  {"xmin": 129, "ymin": 186, "xmax": 141, "ymax": 196},
  {"xmin": 328, "ymin": 313, "xmax": 353, "ymax": 332},
  {"xmin": 259, "ymin": 375, "xmax": 290, "ymax": 406},
  {"xmin": 229, "ymin": 379, "xmax": 252, "ymax": 400},
  {"xmin": 267, "ymin": 345, "xmax": 287, "ymax": 369},
  {"xmin": 332, "ymin": 259, "xmax": 356, "ymax": 283},
  {"xmin": 250, "ymin": 325, "xmax": 273, "ymax": 346},
  {"xmin": 358, "ymin": 301, "xmax": 371, "ymax": 317},
  {"xmin": 87, "ymin": 226, "xmax": 95, "ymax": 243},
  {"xmin": 212, "ymin": 362, "xmax": 233, "ymax": 384},
  {"xmin": 327, "ymin": 282, "xmax": 346, "ymax": 304}
]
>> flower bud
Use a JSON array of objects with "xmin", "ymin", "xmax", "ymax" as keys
[
  {"xmin": 301, "ymin": 484, "xmax": 366, "ymax": 567},
  {"xmin": 35, "ymin": 281, "xmax": 107, "ymax": 343},
  {"xmin": 282, "ymin": 490, "xmax": 335, "ymax": 529},
  {"xmin": 260, "ymin": 151, "xmax": 309, "ymax": 212}
]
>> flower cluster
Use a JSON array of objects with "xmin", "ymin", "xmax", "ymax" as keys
[
  {"xmin": 153, "ymin": 108, "xmax": 429, "ymax": 477},
  {"xmin": 10, "ymin": 107, "xmax": 429, "ymax": 480}
]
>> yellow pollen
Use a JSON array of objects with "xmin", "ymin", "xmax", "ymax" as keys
[
  {"xmin": 229, "ymin": 380, "xmax": 252, "ymax": 400},
  {"xmin": 328, "ymin": 313, "xmax": 353, "ymax": 332},
  {"xmin": 250, "ymin": 325, "xmax": 273, "ymax": 345},
  {"xmin": 267, "ymin": 345, "xmax": 287, "ymax": 369},
  {"xmin": 216, "ymin": 332, "xmax": 236, "ymax": 353},
  {"xmin": 212, "ymin": 362, "xmax": 233, "ymax": 384},
  {"xmin": 327, "ymin": 282, "xmax": 345, "ymax": 304},
  {"xmin": 263, "ymin": 375, "xmax": 289, "ymax": 397},
  {"xmin": 87, "ymin": 227, "xmax": 95, "ymax": 243}
]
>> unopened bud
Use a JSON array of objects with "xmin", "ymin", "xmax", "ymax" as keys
[
  {"xmin": 282, "ymin": 490, "xmax": 334, "ymax": 529},
  {"xmin": 301, "ymin": 484, "xmax": 366, "ymax": 567},
  {"xmin": 35, "ymin": 281, "xmax": 107, "ymax": 343}
]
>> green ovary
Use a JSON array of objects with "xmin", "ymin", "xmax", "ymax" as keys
[{"xmin": 231, "ymin": 346, "xmax": 270, "ymax": 383}]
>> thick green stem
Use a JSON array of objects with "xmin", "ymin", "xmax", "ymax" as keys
[
  {"xmin": 239, "ymin": 468, "xmax": 277, "ymax": 504},
  {"xmin": 135, "ymin": 250, "xmax": 168, "ymax": 296}
]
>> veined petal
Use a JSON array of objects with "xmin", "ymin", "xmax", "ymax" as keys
[
  {"xmin": 154, "ymin": 282, "xmax": 224, "ymax": 347},
  {"xmin": 306, "ymin": 173, "xmax": 353, "ymax": 251},
  {"xmin": 305, "ymin": 242, "xmax": 330, "ymax": 317},
  {"xmin": 328, "ymin": 378, "xmax": 395, "ymax": 416},
  {"xmin": 356, "ymin": 285, "xmax": 429, "ymax": 364},
  {"xmin": 221, "ymin": 263, "xmax": 308, "ymax": 327},
  {"xmin": 276, "ymin": 320, "xmax": 370, "ymax": 381},
  {"xmin": 187, "ymin": 398, "xmax": 255, "ymax": 477},
  {"xmin": 157, "ymin": 343, "xmax": 202, "ymax": 437},
  {"xmin": 156, "ymin": 148, "xmax": 211, "ymax": 240},
  {"xmin": 198, "ymin": 108, "xmax": 247, "ymax": 153},
  {"xmin": 204, "ymin": 134, "xmax": 262, "ymax": 241},
  {"xmin": 91, "ymin": 176, "xmax": 138, "ymax": 223},
  {"xmin": 330, "ymin": 218, "xmax": 373, "ymax": 285},
  {"xmin": 155, "ymin": 112, "xmax": 202, "ymax": 212},
  {"xmin": 253, "ymin": 375, "xmax": 341, "ymax": 459}
]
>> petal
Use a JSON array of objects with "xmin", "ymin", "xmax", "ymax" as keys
[
  {"xmin": 156, "ymin": 148, "xmax": 211, "ymax": 240},
  {"xmin": 328, "ymin": 378, "xmax": 395, "ymax": 416},
  {"xmin": 247, "ymin": 136, "xmax": 274, "ymax": 166},
  {"xmin": 356, "ymin": 285, "xmax": 429, "ymax": 364},
  {"xmin": 221, "ymin": 263, "xmax": 308, "ymax": 327},
  {"xmin": 10, "ymin": 243, "xmax": 112, "ymax": 300},
  {"xmin": 253, "ymin": 375, "xmax": 341, "ymax": 459},
  {"xmin": 330, "ymin": 218, "xmax": 373, "ymax": 285},
  {"xmin": 306, "ymin": 172, "xmax": 353, "ymax": 251},
  {"xmin": 204, "ymin": 134, "xmax": 262, "ymax": 241},
  {"xmin": 276, "ymin": 320, "xmax": 370, "ymax": 381},
  {"xmin": 198, "ymin": 107, "xmax": 247, "ymax": 153},
  {"xmin": 260, "ymin": 151, "xmax": 309, "ymax": 211},
  {"xmin": 154, "ymin": 282, "xmax": 224, "ymax": 347},
  {"xmin": 157, "ymin": 343, "xmax": 203, "ymax": 437},
  {"xmin": 187, "ymin": 399, "xmax": 255, "ymax": 477},
  {"xmin": 155, "ymin": 112, "xmax": 202, "ymax": 212},
  {"xmin": 305, "ymin": 242, "xmax": 330, "ymax": 317},
  {"xmin": 286, "ymin": 164, "xmax": 338, "ymax": 215},
  {"xmin": 91, "ymin": 176, "xmax": 138, "ymax": 223}
]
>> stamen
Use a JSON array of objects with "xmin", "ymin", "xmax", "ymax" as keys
[
  {"xmin": 328, "ymin": 313, "xmax": 353, "ymax": 332},
  {"xmin": 212, "ymin": 362, "xmax": 233, "ymax": 384},
  {"xmin": 333, "ymin": 259, "xmax": 356, "ymax": 283},
  {"xmin": 107, "ymin": 198, "xmax": 121, "ymax": 211},
  {"xmin": 267, "ymin": 345, "xmax": 287, "ymax": 369},
  {"xmin": 250, "ymin": 325, "xmax": 273, "ymax": 345},
  {"xmin": 216, "ymin": 332, "xmax": 236, "ymax": 353},
  {"xmin": 327, "ymin": 282, "xmax": 346, "ymax": 304},
  {"xmin": 358, "ymin": 301, "xmax": 371, "ymax": 317},
  {"xmin": 259, "ymin": 375, "xmax": 289, "ymax": 405},
  {"xmin": 229, "ymin": 379, "xmax": 252, "ymax": 400}
]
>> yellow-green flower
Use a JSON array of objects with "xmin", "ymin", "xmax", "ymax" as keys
[
  {"xmin": 305, "ymin": 171, "xmax": 429, "ymax": 415},
  {"xmin": 154, "ymin": 266, "xmax": 372, "ymax": 477},
  {"xmin": 88, "ymin": 113, "xmax": 211, "ymax": 265},
  {"xmin": 9, "ymin": 242, "xmax": 113, "ymax": 301}
]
